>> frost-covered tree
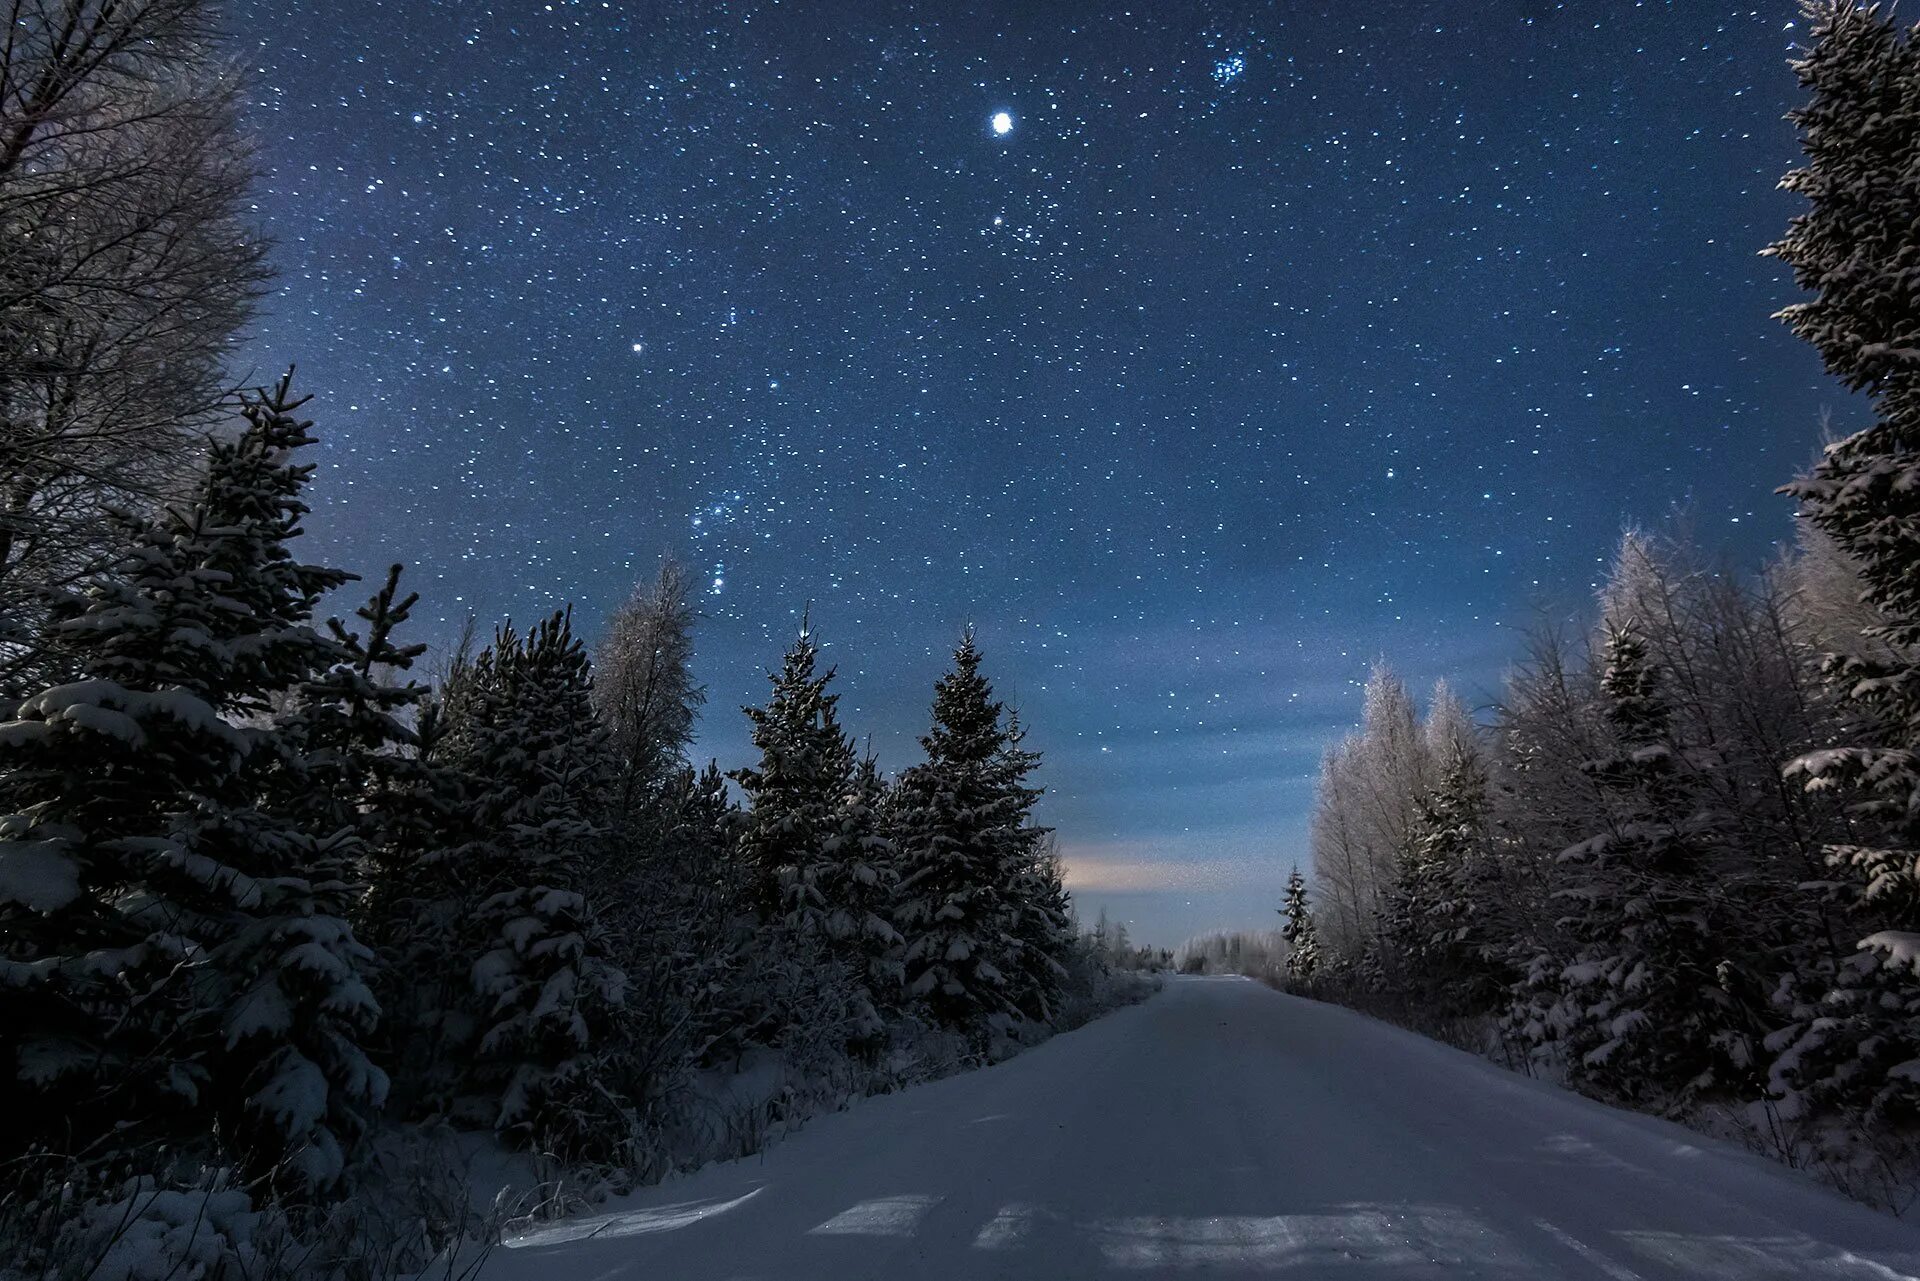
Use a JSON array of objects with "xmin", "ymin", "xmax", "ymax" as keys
[
  {"xmin": 1764, "ymin": 0, "xmax": 1920, "ymax": 1124},
  {"xmin": 435, "ymin": 612, "xmax": 626, "ymax": 1150},
  {"xmin": 0, "ymin": 0, "xmax": 269, "ymax": 652},
  {"xmin": 593, "ymin": 559, "xmax": 704, "ymax": 822},
  {"xmin": 1310, "ymin": 665, "xmax": 1453, "ymax": 959},
  {"xmin": 1405, "ymin": 747, "xmax": 1508, "ymax": 1011},
  {"xmin": 647, "ymin": 761, "xmax": 756, "ymax": 1069},
  {"xmin": 1279, "ymin": 867, "xmax": 1320, "ymax": 982},
  {"xmin": 822, "ymin": 753, "xmax": 904, "ymax": 1033},
  {"xmin": 731, "ymin": 623, "xmax": 858, "ymax": 924},
  {"xmin": 0, "ymin": 377, "xmax": 382, "ymax": 1192},
  {"xmin": 891, "ymin": 632, "xmax": 1037, "ymax": 1037},
  {"xmin": 1422, "ymin": 680, "xmax": 1475, "ymax": 764},
  {"xmin": 991, "ymin": 715, "xmax": 1070, "ymax": 1024},
  {"xmin": 586, "ymin": 562, "xmax": 722, "ymax": 1100},
  {"xmin": 1516, "ymin": 622, "xmax": 1743, "ymax": 1106}
]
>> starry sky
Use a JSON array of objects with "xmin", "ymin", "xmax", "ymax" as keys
[{"xmin": 231, "ymin": 0, "xmax": 1842, "ymax": 947}]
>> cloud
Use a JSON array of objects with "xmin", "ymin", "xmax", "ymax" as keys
[{"xmin": 1061, "ymin": 846, "xmax": 1279, "ymax": 894}]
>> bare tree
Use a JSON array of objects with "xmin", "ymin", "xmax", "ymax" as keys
[
  {"xmin": 592, "ymin": 558, "xmax": 706, "ymax": 819},
  {"xmin": 0, "ymin": 0, "xmax": 268, "ymax": 655},
  {"xmin": 1309, "ymin": 664, "xmax": 1453, "ymax": 958}
]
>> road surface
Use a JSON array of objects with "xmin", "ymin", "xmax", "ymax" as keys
[{"xmin": 484, "ymin": 976, "xmax": 1920, "ymax": 1279}]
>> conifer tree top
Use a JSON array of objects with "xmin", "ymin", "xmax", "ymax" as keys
[{"xmin": 922, "ymin": 629, "xmax": 1003, "ymax": 766}]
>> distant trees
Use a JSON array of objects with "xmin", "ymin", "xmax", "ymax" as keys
[{"xmin": 1174, "ymin": 929, "xmax": 1287, "ymax": 980}]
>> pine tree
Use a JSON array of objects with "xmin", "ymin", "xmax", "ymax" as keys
[
  {"xmin": 731, "ymin": 624, "xmax": 858, "ymax": 925},
  {"xmin": 357, "ymin": 638, "xmax": 480, "ymax": 1121},
  {"xmin": 994, "ymin": 716, "xmax": 1070, "ymax": 1024},
  {"xmin": 1765, "ymin": 1, "xmax": 1920, "ymax": 1124},
  {"xmin": 0, "ymin": 376, "xmax": 383, "ymax": 1192},
  {"xmin": 436, "ymin": 612, "xmax": 626, "ymax": 1150},
  {"xmin": 1379, "ymin": 836, "xmax": 1439, "ymax": 989},
  {"xmin": 657, "ymin": 761, "xmax": 757, "ymax": 1068},
  {"xmin": 1280, "ymin": 866, "xmax": 1320, "ymax": 983},
  {"xmin": 1525, "ymin": 623, "xmax": 1738, "ymax": 1107},
  {"xmin": 891, "ymin": 631, "xmax": 1032, "ymax": 1038},
  {"xmin": 1409, "ymin": 748, "xmax": 1507, "ymax": 1013},
  {"xmin": 823, "ymin": 754, "xmax": 905, "ymax": 1032}
]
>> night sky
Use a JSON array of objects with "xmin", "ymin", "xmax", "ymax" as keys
[{"xmin": 230, "ymin": 1, "xmax": 1841, "ymax": 946}]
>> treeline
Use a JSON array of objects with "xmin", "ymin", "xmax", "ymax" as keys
[
  {"xmin": 1293, "ymin": 3, "xmax": 1920, "ymax": 1200},
  {"xmin": 0, "ymin": 2, "xmax": 1112, "ymax": 1275},
  {"xmin": 1174, "ymin": 931, "xmax": 1286, "ymax": 979},
  {"xmin": 1086, "ymin": 908, "xmax": 1174, "ymax": 973}
]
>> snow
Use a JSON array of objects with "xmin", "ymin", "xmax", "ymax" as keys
[
  {"xmin": 1862, "ymin": 930, "xmax": 1920, "ymax": 972},
  {"xmin": 478, "ymin": 977, "xmax": 1920, "ymax": 1280},
  {"xmin": 61, "ymin": 1180, "xmax": 268, "ymax": 1281}
]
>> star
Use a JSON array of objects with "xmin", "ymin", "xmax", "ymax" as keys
[{"xmin": 232, "ymin": 0, "xmax": 1827, "ymax": 946}]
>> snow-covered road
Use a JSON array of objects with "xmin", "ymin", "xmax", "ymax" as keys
[{"xmin": 484, "ymin": 976, "xmax": 1920, "ymax": 1279}]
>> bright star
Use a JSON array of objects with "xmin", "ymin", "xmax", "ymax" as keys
[{"xmin": 991, "ymin": 111, "xmax": 1013, "ymax": 136}]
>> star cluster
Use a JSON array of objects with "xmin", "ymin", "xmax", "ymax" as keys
[{"xmin": 232, "ymin": 0, "xmax": 1835, "ymax": 944}]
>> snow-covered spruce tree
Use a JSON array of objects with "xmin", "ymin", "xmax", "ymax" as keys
[
  {"xmin": 731, "ymin": 623, "xmax": 858, "ymax": 924},
  {"xmin": 824, "ymin": 753, "xmax": 905, "ymax": 1031},
  {"xmin": 277, "ymin": 565, "xmax": 428, "ymax": 861},
  {"xmin": 0, "ymin": 376, "xmax": 384, "ymax": 1193},
  {"xmin": 434, "ymin": 612, "xmax": 627, "ymax": 1153},
  {"xmin": 1522, "ymin": 622, "xmax": 1744, "ymax": 1107},
  {"xmin": 730, "ymin": 623, "xmax": 902, "ymax": 1050},
  {"xmin": 993, "ymin": 713, "xmax": 1071, "ymax": 1024},
  {"xmin": 651, "ymin": 761, "xmax": 758, "ymax": 1070},
  {"xmin": 1378, "ymin": 830, "xmax": 1440, "ymax": 993},
  {"xmin": 1763, "ymin": 1, "xmax": 1920, "ymax": 1124},
  {"xmin": 1407, "ymin": 747, "xmax": 1509, "ymax": 1014},
  {"xmin": 187, "ymin": 384, "xmax": 399, "ymax": 1194},
  {"xmin": 891, "ymin": 632, "xmax": 1034, "ymax": 1039},
  {"xmin": 1279, "ymin": 866, "xmax": 1321, "ymax": 984},
  {"xmin": 356, "ymin": 639, "xmax": 483, "ymax": 1120}
]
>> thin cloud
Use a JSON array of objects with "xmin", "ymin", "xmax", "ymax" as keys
[{"xmin": 1062, "ymin": 849, "xmax": 1279, "ymax": 894}]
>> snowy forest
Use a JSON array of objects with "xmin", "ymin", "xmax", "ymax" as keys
[
  {"xmin": 1284, "ymin": 2, "xmax": 1920, "ymax": 1210},
  {"xmin": 0, "ymin": 3, "xmax": 1142, "ymax": 1276}
]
